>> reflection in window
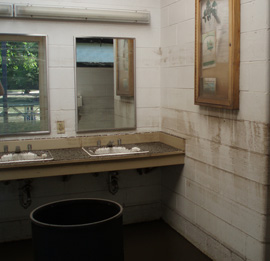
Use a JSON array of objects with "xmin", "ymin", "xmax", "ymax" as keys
[
  {"xmin": 0, "ymin": 35, "xmax": 49, "ymax": 135},
  {"xmin": 75, "ymin": 37, "xmax": 135, "ymax": 132},
  {"xmin": 76, "ymin": 38, "xmax": 114, "ymax": 68}
]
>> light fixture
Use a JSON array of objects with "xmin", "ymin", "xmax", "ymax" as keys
[
  {"xmin": 0, "ymin": 3, "xmax": 13, "ymax": 17},
  {"xmin": 14, "ymin": 4, "xmax": 150, "ymax": 24}
]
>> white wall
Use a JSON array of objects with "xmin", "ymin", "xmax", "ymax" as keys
[
  {"xmin": 0, "ymin": 0, "xmax": 162, "ymax": 242},
  {"xmin": 1, "ymin": 0, "xmax": 161, "ymax": 140},
  {"xmin": 1, "ymin": 1, "xmax": 270, "ymax": 260},
  {"xmin": 160, "ymin": 0, "xmax": 270, "ymax": 261}
]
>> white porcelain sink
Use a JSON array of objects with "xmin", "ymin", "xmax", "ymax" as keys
[
  {"xmin": 83, "ymin": 146, "xmax": 148, "ymax": 157},
  {"xmin": 0, "ymin": 152, "xmax": 53, "ymax": 164}
]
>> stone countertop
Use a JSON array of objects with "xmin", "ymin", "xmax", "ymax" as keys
[
  {"xmin": 0, "ymin": 138, "xmax": 185, "ymax": 181},
  {"xmin": 50, "ymin": 142, "xmax": 181, "ymax": 161},
  {"xmin": 0, "ymin": 142, "xmax": 183, "ymax": 168}
]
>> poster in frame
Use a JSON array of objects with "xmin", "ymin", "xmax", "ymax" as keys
[{"xmin": 195, "ymin": 0, "xmax": 240, "ymax": 109}]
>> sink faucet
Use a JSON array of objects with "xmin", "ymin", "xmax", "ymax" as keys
[{"xmin": 107, "ymin": 140, "xmax": 114, "ymax": 147}]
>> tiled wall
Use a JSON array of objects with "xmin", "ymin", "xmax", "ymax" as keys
[
  {"xmin": 0, "ymin": 0, "xmax": 162, "ymax": 242},
  {"xmin": 160, "ymin": 0, "xmax": 270, "ymax": 261},
  {"xmin": 0, "ymin": 169, "xmax": 162, "ymax": 242},
  {"xmin": 1, "ymin": 1, "xmax": 270, "ymax": 260},
  {"xmin": 1, "ymin": 0, "xmax": 161, "ymax": 140}
]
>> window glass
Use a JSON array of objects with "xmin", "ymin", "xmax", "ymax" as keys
[
  {"xmin": 75, "ymin": 37, "xmax": 135, "ymax": 132},
  {"xmin": 76, "ymin": 38, "xmax": 114, "ymax": 67},
  {"xmin": 0, "ymin": 35, "xmax": 49, "ymax": 135}
]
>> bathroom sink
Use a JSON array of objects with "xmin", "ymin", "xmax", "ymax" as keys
[
  {"xmin": 0, "ymin": 151, "xmax": 53, "ymax": 164},
  {"xmin": 82, "ymin": 146, "xmax": 149, "ymax": 157}
]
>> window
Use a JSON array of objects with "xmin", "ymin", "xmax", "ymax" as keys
[
  {"xmin": 75, "ymin": 37, "xmax": 136, "ymax": 132},
  {"xmin": 0, "ymin": 34, "xmax": 49, "ymax": 136},
  {"xmin": 76, "ymin": 38, "xmax": 114, "ymax": 68}
]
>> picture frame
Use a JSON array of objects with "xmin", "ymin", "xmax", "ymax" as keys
[
  {"xmin": 195, "ymin": 0, "xmax": 240, "ymax": 109},
  {"xmin": 115, "ymin": 39, "xmax": 134, "ymax": 97}
]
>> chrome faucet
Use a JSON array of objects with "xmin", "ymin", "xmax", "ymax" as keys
[{"xmin": 107, "ymin": 140, "xmax": 114, "ymax": 147}]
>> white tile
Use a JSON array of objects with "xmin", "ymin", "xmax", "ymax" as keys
[
  {"xmin": 184, "ymin": 0, "xmax": 195, "ymax": 20},
  {"xmin": 161, "ymin": 67, "xmax": 179, "ymax": 88},
  {"xmin": 136, "ymin": 47, "xmax": 161, "ymax": 68},
  {"xmin": 162, "ymin": 165, "xmax": 186, "ymax": 194},
  {"xmin": 186, "ymin": 137, "xmax": 269, "ymax": 184},
  {"xmin": 137, "ymin": 107, "xmax": 160, "ymax": 128},
  {"xmin": 137, "ymin": 88, "xmax": 160, "ymax": 108},
  {"xmin": 168, "ymin": 0, "xmax": 186, "ymax": 25},
  {"xmin": 185, "ymin": 220, "xmax": 208, "ymax": 254},
  {"xmin": 120, "ymin": 169, "xmax": 161, "ymax": 188},
  {"xmin": 0, "ymin": 220, "xmax": 31, "ymax": 242},
  {"xmin": 175, "ymin": 194, "xmax": 196, "ymax": 223},
  {"xmin": 185, "ymin": 41, "xmax": 195, "ymax": 65},
  {"xmin": 193, "ymin": 159, "xmax": 220, "ymax": 194},
  {"xmin": 162, "ymin": 205, "xmax": 187, "ymax": 236},
  {"xmin": 161, "ymin": 25, "xmax": 177, "ymax": 47},
  {"xmin": 136, "ymin": 67, "xmax": 160, "ymax": 88},
  {"xmin": 161, "ymin": 45, "xmax": 186, "ymax": 66},
  {"xmin": 177, "ymin": 19, "xmax": 195, "ymax": 44},
  {"xmin": 195, "ymin": 205, "xmax": 219, "ymax": 238},
  {"xmin": 230, "ymin": 203, "xmax": 267, "ymax": 241},
  {"xmin": 240, "ymin": 29, "xmax": 270, "ymax": 62},
  {"xmin": 161, "ymin": 6, "xmax": 169, "ymax": 28},
  {"xmin": 219, "ymin": 119, "xmax": 268, "ymax": 155},
  {"xmin": 48, "ymin": 45, "xmax": 74, "ymax": 68},
  {"xmin": 0, "ymin": 182, "xmax": 19, "ymax": 202},
  {"xmin": 49, "ymin": 68, "xmax": 75, "ymax": 90},
  {"xmin": 241, "ymin": 0, "xmax": 270, "ymax": 32},
  {"xmin": 240, "ymin": 61, "xmax": 270, "ymax": 93},
  {"xmin": 246, "ymin": 236, "xmax": 266, "ymax": 261},
  {"xmin": 162, "ymin": 188, "xmax": 177, "ymax": 210},
  {"xmin": 50, "ymin": 88, "xmax": 75, "ymax": 111},
  {"xmin": 197, "ymin": 206, "xmax": 247, "ymax": 256},
  {"xmin": 160, "ymin": 108, "xmax": 179, "ymax": 130},
  {"xmin": 188, "ymin": 178, "xmax": 267, "ymax": 240},
  {"xmin": 239, "ymin": 62, "xmax": 251, "ymax": 91},
  {"xmin": 179, "ymin": 66, "xmax": 194, "ymax": 89},
  {"xmin": 125, "ymin": 186, "xmax": 160, "ymax": 206},
  {"xmin": 207, "ymin": 236, "xmax": 232, "ymax": 261},
  {"xmin": 135, "ymin": 28, "xmax": 161, "ymax": 48},
  {"xmin": 238, "ymin": 91, "xmax": 269, "ymax": 123}
]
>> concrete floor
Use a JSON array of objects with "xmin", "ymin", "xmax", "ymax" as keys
[{"xmin": 0, "ymin": 220, "xmax": 212, "ymax": 261}]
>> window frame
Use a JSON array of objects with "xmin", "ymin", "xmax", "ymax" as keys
[{"xmin": 0, "ymin": 34, "xmax": 50, "ymax": 136}]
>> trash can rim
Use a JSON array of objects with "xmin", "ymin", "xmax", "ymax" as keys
[{"xmin": 30, "ymin": 198, "xmax": 123, "ymax": 228}]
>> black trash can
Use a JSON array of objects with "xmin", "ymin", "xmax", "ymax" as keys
[{"xmin": 30, "ymin": 198, "xmax": 124, "ymax": 261}]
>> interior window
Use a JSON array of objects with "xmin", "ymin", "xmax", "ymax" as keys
[
  {"xmin": 0, "ymin": 35, "xmax": 49, "ymax": 136},
  {"xmin": 76, "ymin": 38, "xmax": 114, "ymax": 68},
  {"xmin": 75, "ymin": 37, "xmax": 136, "ymax": 132}
]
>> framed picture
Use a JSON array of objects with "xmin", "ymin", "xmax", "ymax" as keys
[
  {"xmin": 115, "ymin": 39, "xmax": 134, "ymax": 97},
  {"xmin": 195, "ymin": 0, "xmax": 240, "ymax": 109}
]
